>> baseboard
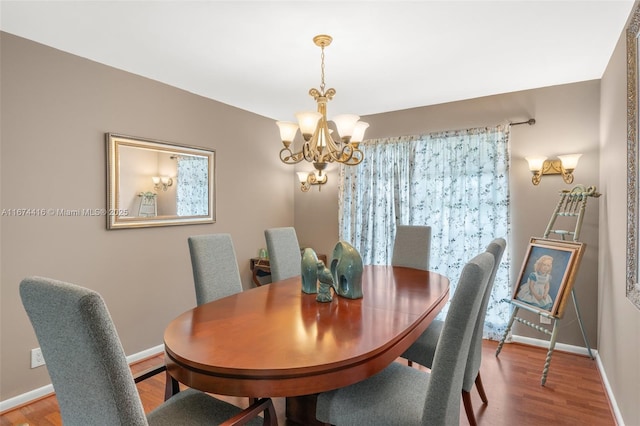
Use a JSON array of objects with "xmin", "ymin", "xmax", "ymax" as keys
[
  {"xmin": 511, "ymin": 334, "xmax": 596, "ymax": 357},
  {"xmin": 0, "ymin": 384, "xmax": 54, "ymax": 414},
  {"xmin": 595, "ymin": 352, "xmax": 625, "ymax": 426},
  {"xmin": 511, "ymin": 335, "xmax": 624, "ymax": 425},
  {"xmin": 126, "ymin": 343, "xmax": 164, "ymax": 364},
  {"xmin": 0, "ymin": 344, "xmax": 164, "ymax": 414}
]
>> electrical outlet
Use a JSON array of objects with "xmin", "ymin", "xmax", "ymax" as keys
[
  {"xmin": 31, "ymin": 347, "xmax": 45, "ymax": 368},
  {"xmin": 539, "ymin": 314, "xmax": 552, "ymax": 324}
]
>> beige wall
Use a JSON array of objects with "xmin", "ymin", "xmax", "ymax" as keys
[
  {"xmin": 296, "ymin": 81, "xmax": 601, "ymax": 348},
  {"xmin": 599, "ymin": 17, "xmax": 640, "ymax": 425},
  {"xmin": 0, "ymin": 32, "xmax": 294, "ymax": 400},
  {"xmin": 3, "ymin": 16, "xmax": 639, "ymax": 423}
]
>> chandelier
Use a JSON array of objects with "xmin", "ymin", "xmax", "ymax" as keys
[{"xmin": 276, "ymin": 34, "xmax": 368, "ymax": 191}]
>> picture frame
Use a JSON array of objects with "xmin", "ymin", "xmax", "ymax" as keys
[{"xmin": 512, "ymin": 238, "xmax": 585, "ymax": 318}]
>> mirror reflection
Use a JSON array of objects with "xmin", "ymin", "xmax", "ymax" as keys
[{"xmin": 107, "ymin": 133, "xmax": 215, "ymax": 229}]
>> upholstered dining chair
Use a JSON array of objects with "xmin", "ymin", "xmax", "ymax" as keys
[
  {"xmin": 392, "ymin": 224, "xmax": 431, "ymax": 369},
  {"xmin": 188, "ymin": 233, "xmax": 243, "ymax": 306},
  {"xmin": 391, "ymin": 225, "xmax": 432, "ymax": 271},
  {"xmin": 316, "ymin": 251, "xmax": 494, "ymax": 426},
  {"xmin": 401, "ymin": 237, "xmax": 507, "ymax": 426},
  {"xmin": 19, "ymin": 276, "xmax": 277, "ymax": 426},
  {"xmin": 264, "ymin": 227, "xmax": 301, "ymax": 282}
]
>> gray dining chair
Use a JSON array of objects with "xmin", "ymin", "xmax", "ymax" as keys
[
  {"xmin": 188, "ymin": 233, "xmax": 243, "ymax": 306},
  {"xmin": 316, "ymin": 251, "xmax": 494, "ymax": 426},
  {"xmin": 401, "ymin": 237, "xmax": 506, "ymax": 426},
  {"xmin": 19, "ymin": 276, "xmax": 276, "ymax": 426},
  {"xmin": 392, "ymin": 224, "xmax": 431, "ymax": 368},
  {"xmin": 264, "ymin": 227, "xmax": 301, "ymax": 282},
  {"xmin": 391, "ymin": 225, "xmax": 431, "ymax": 271}
]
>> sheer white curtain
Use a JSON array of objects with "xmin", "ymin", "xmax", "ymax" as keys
[
  {"xmin": 338, "ymin": 126, "xmax": 511, "ymax": 339},
  {"xmin": 176, "ymin": 156, "xmax": 209, "ymax": 216}
]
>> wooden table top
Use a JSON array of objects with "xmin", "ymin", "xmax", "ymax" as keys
[{"xmin": 164, "ymin": 265, "xmax": 449, "ymax": 397}]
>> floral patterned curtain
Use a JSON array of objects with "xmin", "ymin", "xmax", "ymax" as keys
[
  {"xmin": 176, "ymin": 156, "xmax": 208, "ymax": 216},
  {"xmin": 338, "ymin": 126, "xmax": 511, "ymax": 339}
]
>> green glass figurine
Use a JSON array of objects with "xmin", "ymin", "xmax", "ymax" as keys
[
  {"xmin": 301, "ymin": 248, "xmax": 319, "ymax": 294},
  {"xmin": 316, "ymin": 261, "xmax": 334, "ymax": 302},
  {"xmin": 330, "ymin": 241, "xmax": 363, "ymax": 299}
]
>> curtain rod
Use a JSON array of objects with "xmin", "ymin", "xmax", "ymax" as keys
[{"xmin": 509, "ymin": 118, "xmax": 536, "ymax": 126}]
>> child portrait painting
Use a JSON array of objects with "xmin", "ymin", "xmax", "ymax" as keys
[{"xmin": 513, "ymin": 238, "xmax": 585, "ymax": 317}]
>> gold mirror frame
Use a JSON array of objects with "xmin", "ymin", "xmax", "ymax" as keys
[
  {"xmin": 627, "ymin": 4, "xmax": 640, "ymax": 309},
  {"xmin": 106, "ymin": 133, "xmax": 215, "ymax": 229}
]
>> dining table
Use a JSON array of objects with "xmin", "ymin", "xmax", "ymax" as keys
[{"xmin": 164, "ymin": 265, "xmax": 449, "ymax": 425}]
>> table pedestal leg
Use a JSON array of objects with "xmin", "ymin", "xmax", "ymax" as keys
[{"xmin": 286, "ymin": 394, "xmax": 330, "ymax": 426}]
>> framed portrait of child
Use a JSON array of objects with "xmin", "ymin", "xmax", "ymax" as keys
[{"xmin": 512, "ymin": 238, "xmax": 586, "ymax": 318}]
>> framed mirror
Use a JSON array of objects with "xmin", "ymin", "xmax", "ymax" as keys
[
  {"xmin": 106, "ymin": 133, "xmax": 215, "ymax": 229},
  {"xmin": 627, "ymin": 4, "xmax": 640, "ymax": 309}
]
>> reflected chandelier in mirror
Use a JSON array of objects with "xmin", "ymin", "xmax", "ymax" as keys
[
  {"xmin": 106, "ymin": 133, "xmax": 215, "ymax": 229},
  {"xmin": 626, "ymin": 3, "xmax": 640, "ymax": 310}
]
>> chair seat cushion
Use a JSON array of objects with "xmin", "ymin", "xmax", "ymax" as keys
[
  {"xmin": 147, "ymin": 389, "xmax": 264, "ymax": 426},
  {"xmin": 401, "ymin": 319, "xmax": 443, "ymax": 368},
  {"xmin": 316, "ymin": 362, "xmax": 430, "ymax": 426}
]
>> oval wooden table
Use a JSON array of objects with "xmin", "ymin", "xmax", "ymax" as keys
[{"xmin": 164, "ymin": 265, "xmax": 449, "ymax": 424}]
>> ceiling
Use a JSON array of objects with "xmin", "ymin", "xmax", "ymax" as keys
[{"xmin": 0, "ymin": 1, "xmax": 634, "ymax": 121}]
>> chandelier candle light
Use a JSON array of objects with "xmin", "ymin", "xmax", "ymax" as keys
[{"xmin": 276, "ymin": 35, "xmax": 369, "ymax": 192}]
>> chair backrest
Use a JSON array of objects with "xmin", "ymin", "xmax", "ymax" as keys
[
  {"xmin": 463, "ymin": 237, "xmax": 507, "ymax": 391},
  {"xmin": 20, "ymin": 276, "xmax": 148, "ymax": 425},
  {"xmin": 422, "ymin": 252, "xmax": 494, "ymax": 425},
  {"xmin": 188, "ymin": 233, "xmax": 243, "ymax": 306},
  {"xmin": 264, "ymin": 227, "xmax": 301, "ymax": 282},
  {"xmin": 391, "ymin": 225, "xmax": 431, "ymax": 270}
]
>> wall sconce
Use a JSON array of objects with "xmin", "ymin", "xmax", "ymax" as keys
[
  {"xmin": 525, "ymin": 154, "xmax": 582, "ymax": 186},
  {"xmin": 297, "ymin": 170, "xmax": 327, "ymax": 192},
  {"xmin": 152, "ymin": 176, "xmax": 173, "ymax": 191}
]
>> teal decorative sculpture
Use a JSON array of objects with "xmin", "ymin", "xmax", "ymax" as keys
[
  {"xmin": 330, "ymin": 241, "xmax": 364, "ymax": 299},
  {"xmin": 316, "ymin": 261, "xmax": 334, "ymax": 302},
  {"xmin": 301, "ymin": 248, "xmax": 319, "ymax": 294}
]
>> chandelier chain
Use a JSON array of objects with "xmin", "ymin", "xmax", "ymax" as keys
[{"xmin": 320, "ymin": 45, "xmax": 326, "ymax": 95}]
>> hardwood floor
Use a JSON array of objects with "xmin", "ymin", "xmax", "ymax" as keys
[{"xmin": 0, "ymin": 340, "xmax": 614, "ymax": 425}]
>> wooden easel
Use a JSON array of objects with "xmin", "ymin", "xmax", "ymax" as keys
[
  {"xmin": 137, "ymin": 192, "xmax": 157, "ymax": 217},
  {"xmin": 496, "ymin": 185, "xmax": 601, "ymax": 385}
]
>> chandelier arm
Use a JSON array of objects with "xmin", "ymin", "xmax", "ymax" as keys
[
  {"xmin": 341, "ymin": 147, "xmax": 364, "ymax": 166},
  {"xmin": 308, "ymin": 172, "xmax": 328, "ymax": 185},
  {"xmin": 336, "ymin": 144, "xmax": 355, "ymax": 163},
  {"xmin": 303, "ymin": 138, "xmax": 318, "ymax": 162},
  {"xmin": 280, "ymin": 147, "xmax": 305, "ymax": 164}
]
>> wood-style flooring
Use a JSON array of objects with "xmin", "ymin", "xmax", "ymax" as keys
[{"xmin": 0, "ymin": 340, "xmax": 614, "ymax": 425}]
